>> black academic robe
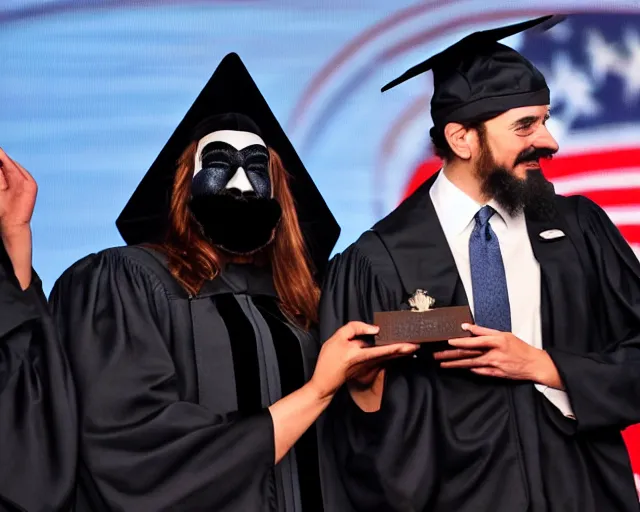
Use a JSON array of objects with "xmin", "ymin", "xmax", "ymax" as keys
[
  {"xmin": 49, "ymin": 246, "xmax": 323, "ymax": 512},
  {"xmin": 0, "ymin": 242, "xmax": 77, "ymax": 512},
  {"xmin": 318, "ymin": 172, "xmax": 640, "ymax": 512}
]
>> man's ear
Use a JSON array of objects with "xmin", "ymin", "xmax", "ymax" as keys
[{"xmin": 444, "ymin": 122, "xmax": 474, "ymax": 160}]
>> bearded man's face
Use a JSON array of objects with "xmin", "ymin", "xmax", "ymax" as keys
[{"xmin": 472, "ymin": 105, "xmax": 559, "ymax": 218}]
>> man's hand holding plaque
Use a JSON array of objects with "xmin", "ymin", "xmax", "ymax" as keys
[{"xmin": 373, "ymin": 290, "xmax": 474, "ymax": 346}]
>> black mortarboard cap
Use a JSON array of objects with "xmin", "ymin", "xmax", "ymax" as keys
[
  {"xmin": 381, "ymin": 15, "xmax": 566, "ymax": 131},
  {"xmin": 191, "ymin": 112, "xmax": 262, "ymax": 141},
  {"xmin": 116, "ymin": 53, "xmax": 341, "ymax": 277}
]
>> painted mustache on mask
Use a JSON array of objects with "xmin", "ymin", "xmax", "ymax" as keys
[
  {"xmin": 189, "ymin": 191, "xmax": 282, "ymax": 255},
  {"xmin": 514, "ymin": 146, "xmax": 557, "ymax": 167}
]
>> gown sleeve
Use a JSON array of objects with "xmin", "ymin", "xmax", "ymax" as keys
[
  {"xmin": 318, "ymin": 234, "xmax": 439, "ymax": 512},
  {"xmin": 49, "ymin": 248, "xmax": 276, "ymax": 512},
  {"xmin": 547, "ymin": 196, "xmax": 640, "ymax": 432},
  {"xmin": 0, "ymin": 243, "xmax": 77, "ymax": 512}
]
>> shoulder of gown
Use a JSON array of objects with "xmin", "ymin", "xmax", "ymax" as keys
[
  {"xmin": 48, "ymin": 245, "xmax": 182, "ymax": 395},
  {"xmin": 572, "ymin": 194, "xmax": 640, "ymax": 267},
  {"xmin": 320, "ymin": 230, "xmax": 406, "ymax": 340},
  {"xmin": 324, "ymin": 230, "xmax": 403, "ymax": 294},
  {"xmin": 53, "ymin": 245, "xmax": 184, "ymax": 298},
  {"xmin": 48, "ymin": 244, "xmax": 279, "ymax": 511},
  {"xmin": 547, "ymin": 194, "xmax": 640, "ymax": 432}
]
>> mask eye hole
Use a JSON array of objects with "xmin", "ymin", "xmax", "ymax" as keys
[
  {"xmin": 246, "ymin": 163, "xmax": 268, "ymax": 174},
  {"xmin": 241, "ymin": 146, "xmax": 269, "ymax": 172},
  {"xmin": 201, "ymin": 149, "xmax": 232, "ymax": 170}
]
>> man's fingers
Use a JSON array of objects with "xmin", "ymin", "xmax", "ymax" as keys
[
  {"xmin": 470, "ymin": 367, "xmax": 507, "ymax": 378},
  {"xmin": 448, "ymin": 336, "xmax": 499, "ymax": 349},
  {"xmin": 439, "ymin": 355, "xmax": 490, "ymax": 369},
  {"xmin": 432, "ymin": 349, "xmax": 484, "ymax": 361},
  {"xmin": 461, "ymin": 323, "xmax": 499, "ymax": 336}
]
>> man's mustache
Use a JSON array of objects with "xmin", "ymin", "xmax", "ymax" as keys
[{"xmin": 514, "ymin": 147, "xmax": 557, "ymax": 167}]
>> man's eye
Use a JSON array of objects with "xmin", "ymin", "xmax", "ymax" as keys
[{"xmin": 516, "ymin": 124, "xmax": 534, "ymax": 134}]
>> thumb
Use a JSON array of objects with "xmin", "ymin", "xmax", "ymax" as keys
[
  {"xmin": 354, "ymin": 342, "xmax": 417, "ymax": 363},
  {"xmin": 13, "ymin": 160, "xmax": 33, "ymax": 180}
]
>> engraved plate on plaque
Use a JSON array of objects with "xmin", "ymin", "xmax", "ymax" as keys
[{"xmin": 373, "ymin": 306, "xmax": 474, "ymax": 345}]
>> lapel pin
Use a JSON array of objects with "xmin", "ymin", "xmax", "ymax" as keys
[
  {"xmin": 408, "ymin": 289, "xmax": 436, "ymax": 312},
  {"xmin": 539, "ymin": 229, "xmax": 566, "ymax": 241}
]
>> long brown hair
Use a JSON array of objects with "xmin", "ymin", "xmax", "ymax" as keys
[{"xmin": 156, "ymin": 141, "xmax": 319, "ymax": 329}]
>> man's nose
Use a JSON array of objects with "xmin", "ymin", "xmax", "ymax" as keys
[{"xmin": 535, "ymin": 125, "xmax": 559, "ymax": 154}]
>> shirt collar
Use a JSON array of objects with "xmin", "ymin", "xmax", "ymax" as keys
[{"xmin": 430, "ymin": 169, "xmax": 517, "ymax": 236}]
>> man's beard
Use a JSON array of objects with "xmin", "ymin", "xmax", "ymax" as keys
[
  {"xmin": 189, "ymin": 191, "xmax": 282, "ymax": 255},
  {"xmin": 476, "ymin": 135, "xmax": 557, "ymax": 220}
]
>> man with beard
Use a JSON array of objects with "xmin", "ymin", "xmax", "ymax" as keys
[
  {"xmin": 50, "ymin": 53, "xmax": 416, "ymax": 512},
  {"xmin": 318, "ymin": 15, "xmax": 640, "ymax": 512}
]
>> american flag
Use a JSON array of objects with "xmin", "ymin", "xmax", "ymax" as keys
[
  {"xmin": 402, "ymin": 12, "xmax": 640, "ymax": 495},
  {"xmin": 523, "ymin": 13, "xmax": 640, "ymax": 255}
]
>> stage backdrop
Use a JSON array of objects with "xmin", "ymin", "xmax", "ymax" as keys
[{"xmin": 1, "ymin": 0, "xmax": 639, "ymax": 495}]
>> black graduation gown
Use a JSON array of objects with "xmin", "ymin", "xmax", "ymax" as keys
[
  {"xmin": 49, "ymin": 245, "xmax": 323, "ymax": 512},
  {"xmin": 0, "ymin": 242, "xmax": 77, "ymax": 512},
  {"xmin": 318, "ymin": 173, "xmax": 640, "ymax": 512}
]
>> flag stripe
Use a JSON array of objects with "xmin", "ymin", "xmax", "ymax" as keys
[
  {"xmin": 541, "ymin": 148, "xmax": 640, "ymax": 178},
  {"xmin": 577, "ymin": 189, "xmax": 640, "ymax": 208},
  {"xmin": 552, "ymin": 169, "xmax": 640, "ymax": 194}
]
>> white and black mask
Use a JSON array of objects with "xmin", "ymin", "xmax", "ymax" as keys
[{"xmin": 189, "ymin": 129, "xmax": 282, "ymax": 254}]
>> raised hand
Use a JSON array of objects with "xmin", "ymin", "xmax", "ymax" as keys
[
  {"xmin": 0, "ymin": 148, "xmax": 37, "ymax": 236},
  {"xmin": 0, "ymin": 149, "xmax": 38, "ymax": 289}
]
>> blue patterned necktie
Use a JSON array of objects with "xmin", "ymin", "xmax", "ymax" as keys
[{"xmin": 469, "ymin": 205, "xmax": 512, "ymax": 332}]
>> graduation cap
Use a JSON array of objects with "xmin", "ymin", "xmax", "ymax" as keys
[
  {"xmin": 381, "ymin": 15, "xmax": 566, "ymax": 131},
  {"xmin": 116, "ymin": 52, "xmax": 340, "ymax": 277}
]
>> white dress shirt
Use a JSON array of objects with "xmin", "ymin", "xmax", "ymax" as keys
[{"xmin": 429, "ymin": 170, "xmax": 575, "ymax": 418}]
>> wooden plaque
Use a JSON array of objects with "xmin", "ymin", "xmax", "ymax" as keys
[{"xmin": 373, "ymin": 306, "xmax": 474, "ymax": 345}]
